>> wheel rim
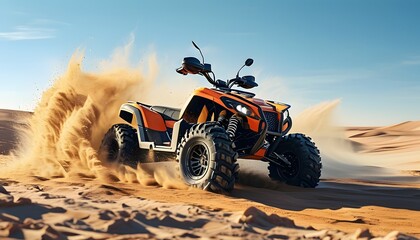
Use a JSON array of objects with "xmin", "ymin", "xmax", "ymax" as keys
[
  {"xmin": 277, "ymin": 152, "xmax": 300, "ymax": 179},
  {"xmin": 185, "ymin": 142, "xmax": 210, "ymax": 180},
  {"xmin": 107, "ymin": 139, "xmax": 119, "ymax": 162}
]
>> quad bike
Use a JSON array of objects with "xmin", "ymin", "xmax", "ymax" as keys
[{"xmin": 99, "ymin": 42, "xmax": 322, "ymax": 193}]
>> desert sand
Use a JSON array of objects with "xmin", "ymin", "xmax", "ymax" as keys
[
  {"xmin": 0, "ymin": 51, "xmax": 419, "ymax": 239},
  {"xmin": 1, "ymin": 108, "xmax": 419, "ymax": 239}
]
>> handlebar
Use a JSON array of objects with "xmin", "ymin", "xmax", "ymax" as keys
[{"xmin": 176, "ymin": 56, "xmax": 256, "ymax": 90}]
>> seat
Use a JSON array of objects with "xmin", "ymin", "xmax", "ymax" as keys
[{"xmin": 151, "ymin": 106, "xmax": 181, "ymax": 121}]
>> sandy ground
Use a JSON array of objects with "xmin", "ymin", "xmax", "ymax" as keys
[{"xmin": 1, "ymin": 109, "xmax": 419, "ymax": 239}]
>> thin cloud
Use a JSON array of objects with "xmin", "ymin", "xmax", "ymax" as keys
[
  {"xmin": 0, "ymin": 26, "xmax": 55, "ymax": 40},
  {"xmin": 0, "ymin": 17, "xmax": 68, "ymax": 41}
]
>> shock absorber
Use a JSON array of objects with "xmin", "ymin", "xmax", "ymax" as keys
[{"xmin": 226, "ymin": 114, "xmax": 241, "ymax": 140}]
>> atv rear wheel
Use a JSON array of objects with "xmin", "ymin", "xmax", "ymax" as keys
[
  {"xmin": 177, "ymin": 122, "xmax": 239, "ymax": 193},
  {"xmin": 99, "ymin": 124, "xmax": 139, "ymax": 168},
  {"xmin": 268, "ymin": 133, "xmax": 321, "ymax": 188}
]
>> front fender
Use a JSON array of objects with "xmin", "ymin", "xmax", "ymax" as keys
[{"xmin": 266, "ymin": 101, "xmax": 292, "ymax": 135}]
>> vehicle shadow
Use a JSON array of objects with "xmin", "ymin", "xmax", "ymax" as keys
[{"xmin": 232, "ymin": 176, "xmax": 420, "ymax": 211}]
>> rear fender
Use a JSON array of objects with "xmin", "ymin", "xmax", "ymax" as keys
[
  {"xmin": 119, "ymin": 102, "xmax": 168, "ymax": 142},
  {"xmin": 119, "ymin": 103, "xmax": 147, "ymax": 142},
  {"xmin": 119, "ymin": 102, "xmax": 184, "ymax": 153}
]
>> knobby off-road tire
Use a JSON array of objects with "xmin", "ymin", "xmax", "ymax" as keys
[
  {"xmin": 177, "ymin": 122, "xmax": 239, "ymax": 193},
  {"xmin": 268, "ymin": 133, "xmax": 322, "ymax": 188},
  {"xmin": 99, "ymin": 124, "xmax": 139, "ymax": 168}
]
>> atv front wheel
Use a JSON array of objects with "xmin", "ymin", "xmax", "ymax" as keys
[
  {"xmin": 177, "ymin": 122, "xmax": 239, "ymax": 193},
  {"xmin": 99, "ymin": 124, "xmax": 139, "ymax": 167},
  {"xmin": 268, "ymin": 133, "xmax": 322, "ymax": 188}
]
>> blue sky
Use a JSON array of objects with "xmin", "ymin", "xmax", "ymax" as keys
[{"xmin": 0, "ymin": 0, "xmax": 419, "ymax": 125}]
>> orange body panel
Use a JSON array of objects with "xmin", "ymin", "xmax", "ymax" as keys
[
  {"xmin": 266, "ymin": 101, "xmax": 290, "ymax": 112},
  {"xmin": 282, "ymin": 121, "xmax": 289, "ymax": 132},
  {"xmin": 246, "ymin": 118, "xmax": 261, "ymax": 133},
  {"xmin": 133, "ymin": 104, "xmax": 167, "ymax": 132},
  {"xmin": 165, "ymin": 120, "xmax": 175, "ymax": 129}
]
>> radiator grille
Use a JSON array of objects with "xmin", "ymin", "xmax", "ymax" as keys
[{"xmin": 263, "ymin": 111, "xmax": 279, "ymax": 132}]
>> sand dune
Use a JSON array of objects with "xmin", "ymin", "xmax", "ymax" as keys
[
  {"xmin": 1, "ymin": 109, "xmax": 419, "ymax": 239},
  {"xmin": 346, "ymin": 122, "xmax": 420, "ymax": 174},
  {"xmin": 0, "ymin": 109, "xmax": 31, "ymax": 155},
  {"xmin": 348, "ymin": 121, "xmax": 420, "ymax": 151}
]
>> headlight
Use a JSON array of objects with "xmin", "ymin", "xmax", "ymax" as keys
[
  {"xmin": 235, "ymin": 104, "xmax": 251, "ymax": 116},
  {"xmin": 221, "ymin": 97, "xmax": 254, "ymax": 117},
  {"xmin": 283, "ymin": 110, "xmax": 289, "ymax": 119}
]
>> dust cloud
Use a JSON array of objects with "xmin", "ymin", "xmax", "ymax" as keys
[
  {"xmin": 1, "ymin": 40, "xmax": 186, "ymax": 189},
  {"xmin": 292, "ymin": 100, "xmax": 393, "ymax": 179}
]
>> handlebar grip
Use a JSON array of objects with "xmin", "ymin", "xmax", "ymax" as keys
[{"xmin": 176, "ymin": 67, "xmax": 188, "ymax": 75}]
